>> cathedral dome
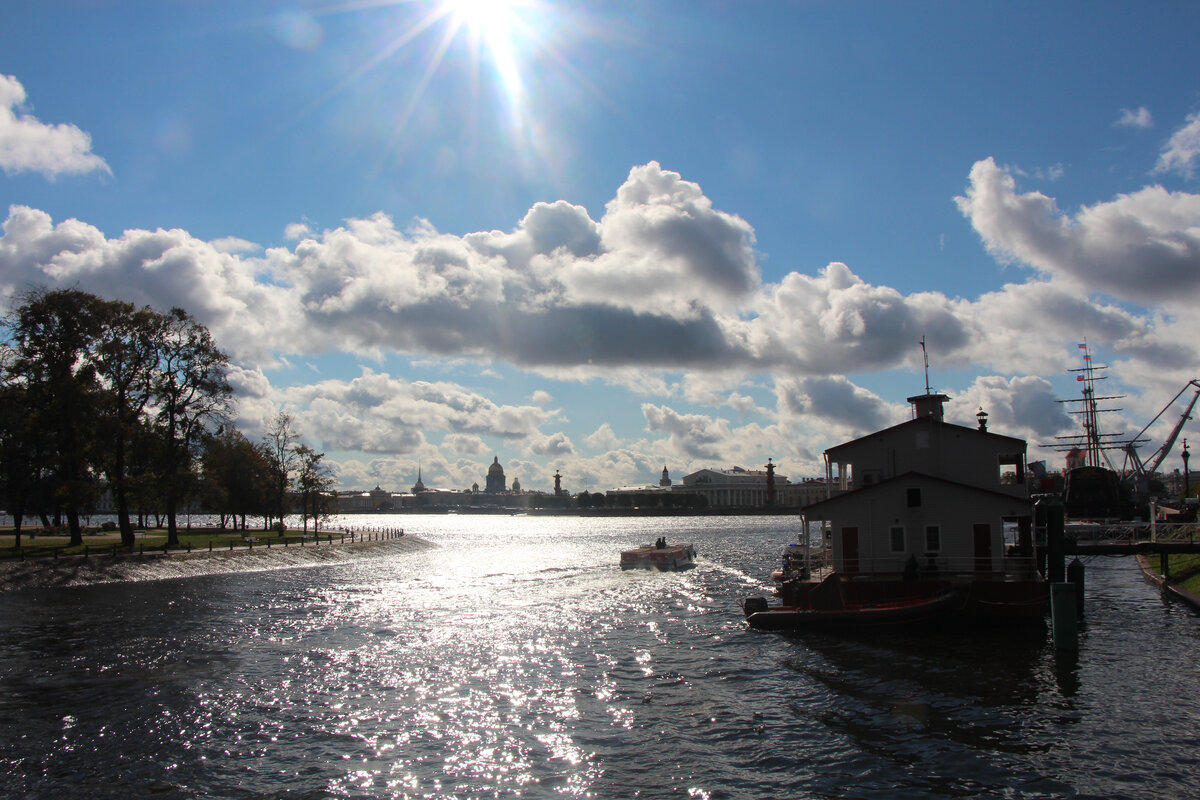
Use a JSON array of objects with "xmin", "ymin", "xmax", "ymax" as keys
[{"xmin": 486, "ymin": 456, "xmax": 506, "ymax": 493}]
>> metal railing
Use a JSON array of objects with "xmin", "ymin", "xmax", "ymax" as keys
[
  {"xmin": 1149, "ymin": 520, "xmax": 1200, "ymax": 544},
  {"xmin": 1064, "ymin": 521, "xmax": 1200, "ymax": 546},
  {"xmin": 2, "ymin": 526, "xmax": 407, "ymax": 562},
  {"xmin": 838, "ymin": 554, "xmax": 1041, "ymax": 579}
]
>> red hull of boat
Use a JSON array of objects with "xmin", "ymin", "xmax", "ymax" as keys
[{"xmin": 744, "ymin": 590, "xmax": 958, "ymax": 631}]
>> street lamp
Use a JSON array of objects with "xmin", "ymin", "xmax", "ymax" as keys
[{"xmin": 1183, "ymin": 439, "xmax": 1190, "ymax": 501}]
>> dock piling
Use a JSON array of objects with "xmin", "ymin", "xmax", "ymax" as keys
[
  {"xmin": 1051, "ymin": 582, "xmax": 1079, "ymax": 651},
  {"xmin": 1067, "ymin": 558, "xmax": 1085, "ymax": 619}
]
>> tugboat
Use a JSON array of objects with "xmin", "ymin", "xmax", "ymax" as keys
[{"xmin": 744, "ymin": 373, "xmax": 1047, "ymax": 631}]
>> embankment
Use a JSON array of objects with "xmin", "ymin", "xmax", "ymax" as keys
[
  {"xmin": 0, "ymin": 535, "xmax": 437, "ymax": 593},
  {"xmin": 1136, "ymin": 554, "xmax": 1200, "ymax": 611}
]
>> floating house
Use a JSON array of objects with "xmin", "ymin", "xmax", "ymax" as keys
[
  {"xmin": 807, "ymin": 392, "xmax": 1035, "ymax": 579},
  {"xmin": 745, "ymin": 391, "xmax": 1045, "ymax": 630}
]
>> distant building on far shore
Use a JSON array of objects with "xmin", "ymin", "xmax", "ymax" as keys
[
  {"xmin": 333, "ymin": 455, "xmax": 575, "ymax": 513},
  {"xmin": 336, "ymin": 485, "xmax": 396, "ymax": 512},
  {"xmin": 604, "ymin": 463, "xmax": 839, "ymax": 511},
  {"xmin": 486, "ymin": 456, "xmax": 506, "ymax": 493},
  {"xmin": 681, "ymin": 465, "xmax": 783, "ymax": 508},
  {"xmin": 333, "ymin": 457, "xmax": 840, "ymax": 514}
]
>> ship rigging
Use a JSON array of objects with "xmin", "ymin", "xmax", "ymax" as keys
[{"xmin": 1043, "ymin": 343, "xmax": 1199, "ymax": 518}]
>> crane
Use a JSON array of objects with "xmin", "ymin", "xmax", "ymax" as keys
[{"xmin": 1123, "ymin": 379, "xmax": 1200, "ymax": 498}]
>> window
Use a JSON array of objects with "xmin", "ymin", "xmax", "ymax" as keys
[
  {"xmin": 925, "ymin": 525, "xmax": 941, "ymax": 552},
  {"xmin": 998, "ymin": 453, "xmax": 1025, "ymax": 484},
  {"xmin": 890, "ymin": 526, "xmax": 906, "ymax": 552},
  {"xmin": 906, "ymin": 487, "xmax": 922, "ymax": 507}
]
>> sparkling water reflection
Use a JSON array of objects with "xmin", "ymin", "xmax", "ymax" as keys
[{"xmin": 2, "ymin": 514, "xmax": 1199, "ymax": 799}]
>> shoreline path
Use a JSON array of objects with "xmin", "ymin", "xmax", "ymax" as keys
[{"xmin": 0, "ymin": 535, "xmax": 437, "ymax": 594}]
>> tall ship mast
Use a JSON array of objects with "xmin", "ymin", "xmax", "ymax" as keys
[
  {"xmin": 1043, "ymin": 343, "xmax": 1141, "ymax": 519},
  {"xmin": 1041, "ymin": 344, "xmax": 1200, "ymax": 518},
  {"xmin": 1049, "ymin": 343, "xmax": 1142, "ymax": 470}
]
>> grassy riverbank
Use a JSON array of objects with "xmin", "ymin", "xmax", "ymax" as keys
[
  {"xmin": 1142, "ymin": 553, "xmax": 1200, "ymax": 595},
  {"xmin": 0, "ymin": 528, "xmax": 433, "ymax": 593},
  {"xmin": 0, "ymin": 526, "xmax": 360, "ymax": 561}
]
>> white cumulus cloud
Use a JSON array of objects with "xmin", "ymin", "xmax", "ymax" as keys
[
  {"xmin": 956, "ymin": 157, "xmax": 1200, "ymax": 306},
  {"xmin": 0, "ymin": 75, "xmax": 110, "ymax": 178},
  {"xmin": 7, "ymin": 156, "xmax": 1200, "ymax": 489},
  {"xmin": 1115, "ymin": 106, "xmax": 1153, "ymax": 129},
  {"xmin": 1154, "ymin": 111, "xmax": 1200, "ymax": 178}
]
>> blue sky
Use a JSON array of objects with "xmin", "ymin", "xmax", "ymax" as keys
[{"xmin": 4, "ymin": 1, "xmax": 1200, "ymax": 494}]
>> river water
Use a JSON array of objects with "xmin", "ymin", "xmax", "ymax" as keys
[{"xmin": 1, "ymin": 514, "xmax": 1198, "ymax": 799}]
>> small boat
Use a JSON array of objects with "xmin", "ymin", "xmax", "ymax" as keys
[
  {"xmin": 742, "ymin": 585, "xmax": 958, "ymax": 631},
  {"xmin": 771, "ymin": 542, "xmax": 810, "ymax": 583},
  {"xmin": 620, "ymin": 541, "xmax": 697, "ymax": 571}
]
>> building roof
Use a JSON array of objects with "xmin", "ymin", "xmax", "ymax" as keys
[
  {"xmin": 802, "ymin": 470, "xmax": 1032, "ymax": 516},
  {"xmin": 823, "ymin": 414, "xmax": 1026, "ymax": 457}
]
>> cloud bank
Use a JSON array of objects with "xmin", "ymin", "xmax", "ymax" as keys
[
  {"xmin": 955, "ymin": 157, "xmax": 1200, "ymax": 306},
  {"xmin": 4, "ymin": 148, "xmax": 1200, "ymax": 489}
]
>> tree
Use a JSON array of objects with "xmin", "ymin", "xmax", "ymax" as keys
[
  {"xmin": 263, "ymin": 411, "xmax": 299, "ymax": 531},
  {"xmin": 0, "ymin": 383, "xmax": 41, "ymax": 546},
  {"xmin": 151, "ymin": 308, "xmax": 232, "ymax": 546},
  {"xmin": 123, "ymin": 415, "xmax": 167, "ymax": 529},
  {"xmin": 94, "ymin": 303, "xmax": 163, "ymax": 547},
  {"xmin": 3, "ymin": 289, "xmax": 109, "ymax": 545},
  {"xmin": 1, "ymin": 290, "xmax": 236, "ymax": 545},
  {"xmin": 200, "ymin": 428, "xmax": 275, "ymax": 530},
  {"xmin": 294, "ymin": 445, "xmax": 335, "ymax": 533}
]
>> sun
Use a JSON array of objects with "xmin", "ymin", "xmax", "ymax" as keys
[
  {"xmin": 441, "ymin": 0, "xmax": 526, "ymax": 100},
  {"xmin": 444, "ymin": 0, "xmax": 517, "ymax": 34},
  {"xmin": 304, "ymin": 0, "xmax": 571, "ymax": 168}
]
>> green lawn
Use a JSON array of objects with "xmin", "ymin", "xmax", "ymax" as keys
[
  {"xmin": 0, "ymin": 526, "xmax": 346, "ymax": 560},
  {"xmin": 1144, "ymin": 553, "xmax": 1200, "ymax": 595}
]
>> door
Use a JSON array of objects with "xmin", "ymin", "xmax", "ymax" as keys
[
  {"xmin": 842, "ymin": 526, "xmax": 859, "ymax": 574},
  {"xmin": 973, "ymin": 523, "xmax": 992, "ymax": 572}
]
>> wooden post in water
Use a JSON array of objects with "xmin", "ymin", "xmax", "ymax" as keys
[
  {"xmin": 1067, "ymin": 558, "xmax": 1085, "ymax": 619},
  {"xmin": 1051, "ymin": 582, "xmax": 1078, "ymax": 650},
  {"xmin": 1036, "ymin": 496, "xmax": 1066, "ymax": 582}
]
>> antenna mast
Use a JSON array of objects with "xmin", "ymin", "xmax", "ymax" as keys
[{"xmin": 920, "ymin": 336, "xmax": 931, "ymax": 395}]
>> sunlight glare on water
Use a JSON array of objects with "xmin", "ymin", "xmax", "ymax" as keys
[{"xmin": 3, "ymin": 514, "xmax": 1200, "ymax": 799}]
